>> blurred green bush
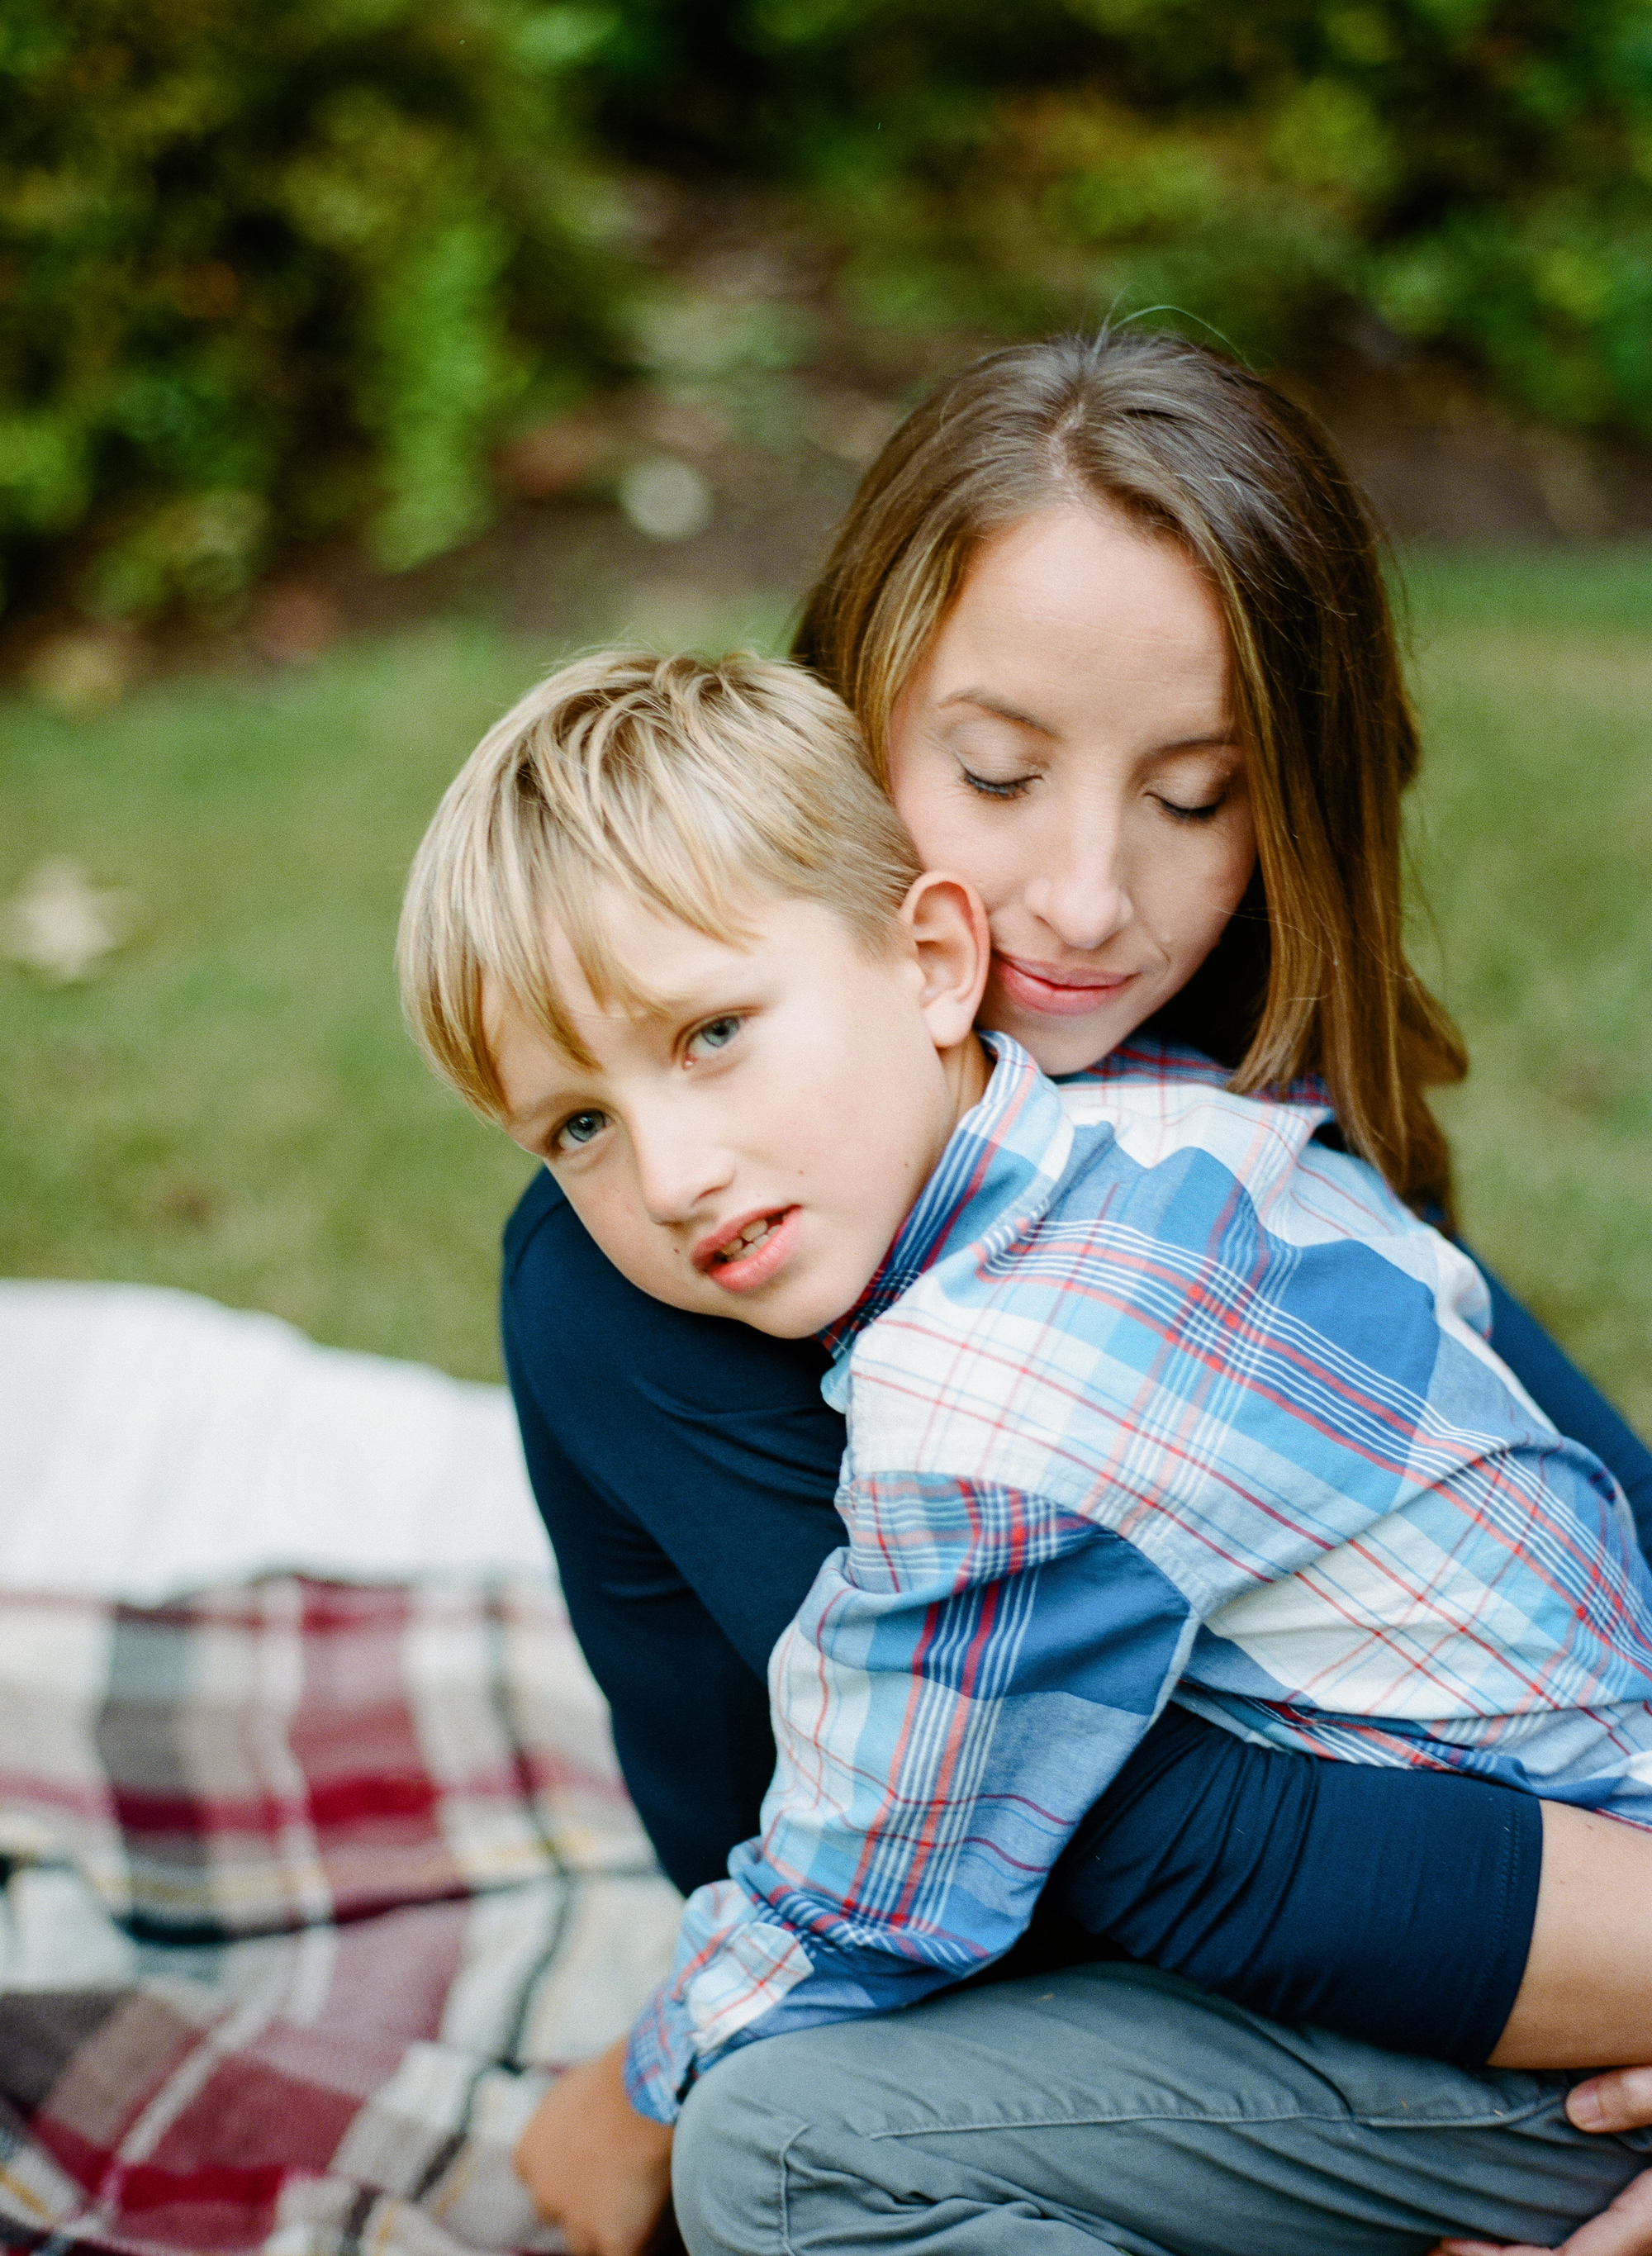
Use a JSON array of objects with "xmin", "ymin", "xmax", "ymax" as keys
[
  {"xmin": 3, "ymin": 0, "xmax": 1649, "ymax": 624},
  {"xmin": 0, "ymin": 0, "xmax": 625, "ymax": 619},
  {"xmin": 597, "ymin": 0, "xmax": 1652, "ymax": 425}
]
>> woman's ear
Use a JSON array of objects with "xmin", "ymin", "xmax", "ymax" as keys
[{"xmin": 900, "ymin": 872, "xmax": 991, "ymax": 1051}]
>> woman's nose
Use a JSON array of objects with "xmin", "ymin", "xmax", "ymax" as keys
[{"xmin": 1023, "ymin": 822, "xmax": 1134, "ymax": 954}]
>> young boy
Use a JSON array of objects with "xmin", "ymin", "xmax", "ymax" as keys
[{"xmin": 399, "ymin": 650, "xmax": 1652, "ymax": 2192}]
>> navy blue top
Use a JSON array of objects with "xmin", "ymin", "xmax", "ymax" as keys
[{"xmin": 502, "ymin": 1165, "xmax": 1652, "ymax": 2067}]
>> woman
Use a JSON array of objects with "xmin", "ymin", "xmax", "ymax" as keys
[{"xmin": 504, "ymin": 329, "xmax": 1652, "ymax": 2252}]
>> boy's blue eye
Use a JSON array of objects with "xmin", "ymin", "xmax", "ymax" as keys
[
  {"xmin": 689, "ymin": 1014, "xmax": 742, "ymax": 1057},
  {"xmin": 553, "ymin": 1109, "xmax": 607, "ymax": 1153}
]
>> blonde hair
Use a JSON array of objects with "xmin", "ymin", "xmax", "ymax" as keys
[
  {"xmin": 398, "ymin": 648, "xmax": 921, "ymax": 1119},
  {"xmin": 795, "ymin": 328, "xmax": 1467, "ymax": 1222}
]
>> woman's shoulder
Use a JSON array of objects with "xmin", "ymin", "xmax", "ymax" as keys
[
  {"xmin": 503, "ymin": 1163, "xmax": 649, "ymax": 1365},
  {"xmin": 502, "ymin": 1161, "xmax": 567, "ymax": 1285}
]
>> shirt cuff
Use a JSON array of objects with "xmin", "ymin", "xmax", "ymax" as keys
[{"xmin": 621, "ymin": 1983, "xmax": 692, "ymax": 2125}]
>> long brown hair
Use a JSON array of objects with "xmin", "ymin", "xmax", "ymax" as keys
[{"xmin": 793, "ymin": 327, "xmax": 1466, "ymax": 1221}]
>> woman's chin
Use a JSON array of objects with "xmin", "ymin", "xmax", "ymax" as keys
[{"xmin": 982, "ymin": 988, "xmax": 1156, "ymax": 1078}]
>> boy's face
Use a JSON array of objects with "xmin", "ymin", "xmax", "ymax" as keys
[{"xmin": 489, "ymin": 883, "xmax": 990, "ymax": 1338}]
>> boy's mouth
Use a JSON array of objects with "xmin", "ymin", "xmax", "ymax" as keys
[{"xmin": 694, "ymin": 1205, "xmax": 802, "ymax": 1293}]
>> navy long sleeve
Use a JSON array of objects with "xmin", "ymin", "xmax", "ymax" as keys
[
  {"xmin": 502, "ymin": 1164, "xmax": 1652, "ymax": 2059},
  {"xmin": 503, "ymin": 1168, "xmax": 844, "ymax": 1896},
  {"xmin": 1478, "ymin": 1260, "xmax": 1652, "ymax": 1554}
]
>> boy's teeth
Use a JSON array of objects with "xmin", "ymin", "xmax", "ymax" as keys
[{"xmin": 719, "ymin": 1213, "xmax": 778, "ymax": 1262}]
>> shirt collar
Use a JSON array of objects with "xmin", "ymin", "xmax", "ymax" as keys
[
  {"xmin": 819, "ymin": 1033, "xmax": 1074, "ymax": 1399},
  {"xmin": 1065, "ymin": 1028, "xmax": 1332, "ymax": 1112}
]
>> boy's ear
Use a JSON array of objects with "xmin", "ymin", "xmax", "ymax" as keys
[{"xmin": 900, "ymin": 873, "xmax": 991, "ymax": 1051}]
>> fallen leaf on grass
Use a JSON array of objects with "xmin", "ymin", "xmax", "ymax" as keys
[{"xmin": 3, "ymin": 859, "xmax": 139, "ymax": 981}]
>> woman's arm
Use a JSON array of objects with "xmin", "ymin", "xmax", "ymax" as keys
[
  {"xmin": 1490, "ymin": 1802, "xmax": 1652, "ymax": 2068},
  {"xmin": 502, "ymin": 1334, "xmax": 781, "ymax": 1894},
  {"xmin": 1049, "ymin": 1704, "xmax": 1542, "ymax": 2064},
  {"xmin": 501, "ymin": 1168, "xmax": 846, "ymax": 1889},
  {"xmin": 1439, "ymin": 1954, "xmax": 1652, "ymax": 2256},
  {"xmin": 1052, "ymin": 1710, "xmax": 1652, "ymax": 2073}
]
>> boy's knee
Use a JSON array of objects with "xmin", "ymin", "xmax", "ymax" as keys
[
  {"xmin": 673, "ymin": 2045, "xmax": 809, "ymax": 2254},
  {"xmin": 673, "ymin": 2030, "xmax": 950, "ymax": 2254}
]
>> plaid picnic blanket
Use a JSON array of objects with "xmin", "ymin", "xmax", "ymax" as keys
[{"xmin": 0, "ymin": 1576, "xmax": 683, "ymax": 2256}]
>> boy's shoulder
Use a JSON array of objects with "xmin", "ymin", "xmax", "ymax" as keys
[
  {"xmin": 832, "ymin": 1033, "xmax": 1496, "ymax": 1501},
  {"xmin": 1060, "ymin": 1033, "xmax": 1329, "ymax": 1134},
  {"xmin": 1051, "ymin": 1034, "xmax": 1412, "ymax": 1246},
  {"xmin": 1049, "ymin": 1045, "xmax": 1496, "ymax": 1357}
]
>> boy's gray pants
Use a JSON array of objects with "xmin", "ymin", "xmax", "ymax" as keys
[{"xmin": 673, "ymin": 1964, "xmax": 1652, "ymax": 2254}]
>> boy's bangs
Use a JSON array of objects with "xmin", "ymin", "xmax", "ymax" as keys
[{"xmin": 498, "ymin": 827, "xmax": 767, "ymax": 1079}]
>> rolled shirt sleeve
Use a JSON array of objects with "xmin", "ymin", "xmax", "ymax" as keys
[{"xmin": 623, "ymin": 1480, "xmax": 1198, "ymax": 2121}]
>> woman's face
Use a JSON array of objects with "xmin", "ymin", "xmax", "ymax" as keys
[{"xmin": 886, "ymin": 503, "xmax": 1257, "ymax": 1076}]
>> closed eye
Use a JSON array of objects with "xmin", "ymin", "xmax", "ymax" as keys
[
  {"xmin": 1154, "ymin": 792, "xmax": 1225, "ymax": 824},
  {"xmin": 960, "ymin": 763, "xmax": 1037, "ymax": 801}
]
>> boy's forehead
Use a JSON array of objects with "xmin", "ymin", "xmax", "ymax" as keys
[
  {"xmin": 544, "ymin": 885, "xmax": 869, "ymax": 1013},
  {"xmin": 545, "ymin": 887, "xmax": 761, "ymax": 1014}
]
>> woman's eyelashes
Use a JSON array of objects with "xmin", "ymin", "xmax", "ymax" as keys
[
  {"xmin": 959, "ymin": 762, "xmax": 1037, "ymax": 800},
  {"xmin": 1154, "ymin": 790, "xmax": 1227, "ymax": 824},
  {"xmin": 959, "ymin": 763, "xmax": 1231, "ymax": 819},
  {"xmin": 1151, "ymin": 759, "xmax": 1241, "ymax": 824}
]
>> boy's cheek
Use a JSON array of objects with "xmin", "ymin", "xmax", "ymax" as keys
[
  {"xmin": 563, "ymin": 1180, "xmax": 695, "ymax": 1310},
  {"xmin": 561, "ymin": 1177, "xmax": 638, "ymax": 1267}
]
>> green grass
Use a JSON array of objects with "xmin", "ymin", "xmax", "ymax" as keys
[
  {"xmin": 2, "ymin": 626, "xmax": 556, "ymax": 1380},
  {"xmin": 2, "ymin": 552, "xmax": 1649, "ymax": 1427},
  {"xmin": 1403, "ymin": 545, "xmax": 1652, "ymax": 1433}
]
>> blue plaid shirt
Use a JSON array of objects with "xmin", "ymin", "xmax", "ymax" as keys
[{"xmin": 624, "ymin": 1034, "xmax": 1652, "ymax": 2121}]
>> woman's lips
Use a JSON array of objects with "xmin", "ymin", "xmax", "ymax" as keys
[{"xmin": 992, "ymin": 954, "xmax": 1137, "ymax": 1019}]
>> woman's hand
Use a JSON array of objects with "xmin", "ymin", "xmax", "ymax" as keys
[
  {"xmin": 1570, "ymin": 2071, "xmax": 1652, "ymax": 2137},
  {"xmin": 1429, "ymin": 2069, "xmax": 1652, "ymax": 2256},
  {"xmin": 514, "ymin": 2036, "xmax": 676, "ymax": 2256}
]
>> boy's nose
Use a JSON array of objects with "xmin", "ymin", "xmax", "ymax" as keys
[{"xmin": 633, "ymin": 1124, "xmax": 735, "ymax": 1227}]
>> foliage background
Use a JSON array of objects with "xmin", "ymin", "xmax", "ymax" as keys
[
  {"xmin": 0, "ymin": 0, "xmax": 623, "ymax": 620},
  {"xmin": 4, "ymin": 0, "xmax": 1651, "ymax": 620}
]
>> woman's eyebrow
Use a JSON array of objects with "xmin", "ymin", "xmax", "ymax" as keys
[
  {"xmin": 1156, "ymin": 730, "xmax": 1240, "ymax": 755},
  {"xmin": 935, "ymin": 689, "xmax": 1057, "ymax": 736},
  {"xmin": 936, "ymin": 695, "xmax": 1237, "ymax": 756}
]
